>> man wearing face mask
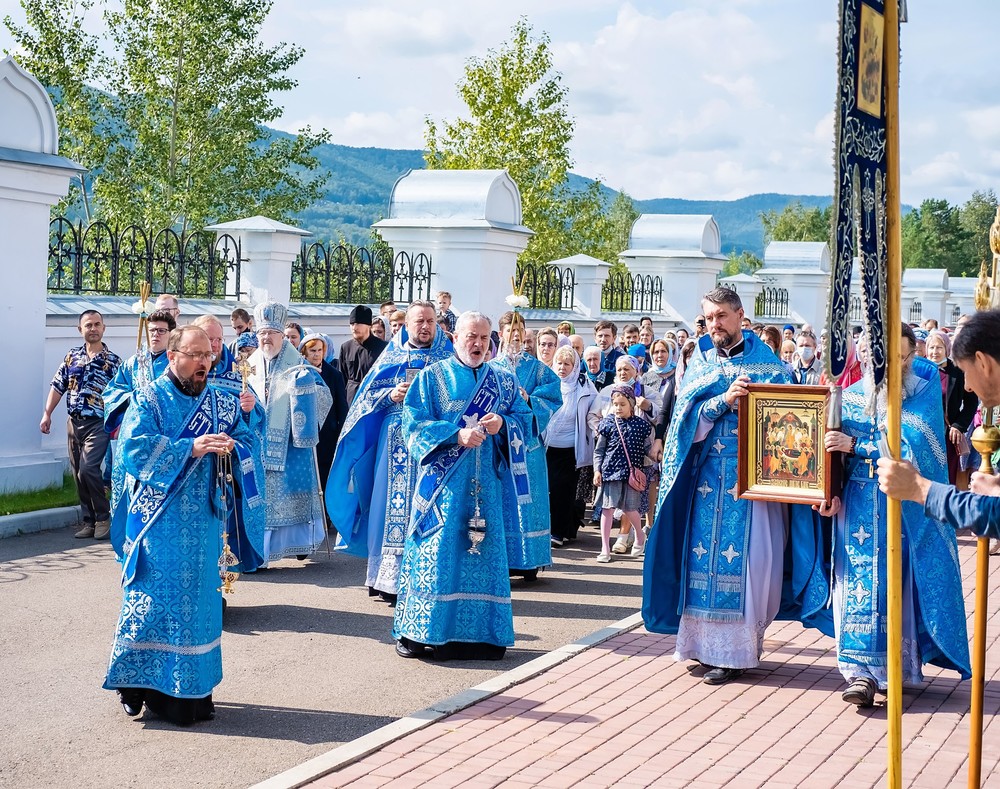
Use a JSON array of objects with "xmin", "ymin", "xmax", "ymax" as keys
[
  {"xmin": 791, "ymin": 330, "xmax": 823, "ymax": 385},
  {"xmin": 247, "ymin": 301, "xmax": 332, "ymax": 566}
]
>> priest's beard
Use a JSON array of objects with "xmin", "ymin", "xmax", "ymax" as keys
[
  {"xmin": 176, "ymin": 372, "xmax": 208, "ymax": 396},
  {"xmin": 712, "ymin": 328, "xmax": 739, "ymax": 350}
]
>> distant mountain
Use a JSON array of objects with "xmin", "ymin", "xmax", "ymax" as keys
[{"xmin": 288, "ymin": 137, "xmax": 834, "ymax": 257}]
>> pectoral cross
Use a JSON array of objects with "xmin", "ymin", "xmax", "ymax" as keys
[{"xmin": 233, "ymin": 357, "xmax": 256, "ymax": 394}]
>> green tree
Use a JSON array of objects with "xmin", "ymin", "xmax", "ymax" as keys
[
  {"xmin": 900, "ymin": 198, "xmax": 970, "ymax": 276},
  {"xmin": 959, "ymin": 189, "xmax": 998, "ymax": 277},
  {"xmin": 425, "ymin": 19, "xmax": 589, "ymax": 267},
  {"xmin": 5, "ymin": 0, "xmax": 330, "ymax": 232},
  {"xmin": 760, "ymin": 201, "xmax": 832, "ymax": 246},
  {"xmin": 721, "ymin": 250, "xmax": 764, "ymax": 278}
]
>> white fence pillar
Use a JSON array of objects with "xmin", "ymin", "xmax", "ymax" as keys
[
  {"xmin": 205, "ymin": 216, "xmax": 310, "ymax": 307},
  {"xmin": 374, "ymin": 170, "xmax": 532, "ymax": 320},
  {"xmin": 620, "ymin": 214, "xmax": 726, "ymax": 326},
  {"xmin": 0, "ymin": 57, "xmax": 84, "ymax": 492}
]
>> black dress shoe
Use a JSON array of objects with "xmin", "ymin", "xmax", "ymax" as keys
[
  {"xmin": 842, "ymin": 677, "xmax": 877, "ymax": 707},
  {"xmin": 195, "ymin": 695, "xmax": 216, "ymax": 721},
  {"xmin": 378, "ymin": 591, "xmax": 398, "ymax": 605},
  {"xmin": 703, "ymin": 667, "xmax": 745, "ymax": 685},
  {"xmin": 118, "ymin": 688, "xmax": 145, "ymax": 717},
  {"xmin": 395, "ymin": 638, "xmax": 430, "ymax": 659}
]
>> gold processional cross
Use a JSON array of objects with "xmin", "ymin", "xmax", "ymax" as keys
[{"xmin": 233, "ymin": 358, "xmax": 256, "ymax": 394}]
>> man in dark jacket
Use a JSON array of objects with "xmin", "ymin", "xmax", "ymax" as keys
[{"xmin": 338, "ymin": 304, "xmax": 387, "ymax": 402}]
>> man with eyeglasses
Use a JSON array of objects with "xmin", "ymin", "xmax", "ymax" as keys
[
  {"xmin": 104, "ymin": 325, "xmax": 265, "ymax": 725},
  {"xmin": 154, "ymin": 293, "xmax": 180, "ymax": 319},
  {"xmin": 246, "ymin": 301, "xmax": 332, "ymax": 566}
]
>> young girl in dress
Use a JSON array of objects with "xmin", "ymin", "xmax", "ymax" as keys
[{"xmin": 592, "ymin": 385, "xmax": 652, "ymax": 563}]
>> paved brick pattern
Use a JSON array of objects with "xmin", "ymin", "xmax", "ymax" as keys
[{"xmin": 308, "ymin": 534, "xmax": 1000, "ymax": 788}]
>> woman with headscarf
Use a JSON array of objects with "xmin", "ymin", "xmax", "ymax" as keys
[
  {"xmin": 640, "ymin": 338, "xmax": 680, "ymax": 531},
  {"xmin": 370, "ymin": 315, "xmax": 390, "ymax": 342},
  {"xmin": 544, "ymin": 345, "xmax": 598, "ymax": 545},
  {"xmin": 299, "ymin": 333, "xmax": 349, "ymax": 489},
  {"xmin": 924, "ymin": 329, "xmax": 977, "ymax": 483}
]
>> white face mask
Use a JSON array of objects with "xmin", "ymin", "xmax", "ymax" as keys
[{"xmin": 798, "ymin": 346, "xmax": 815, "ymax": 363}]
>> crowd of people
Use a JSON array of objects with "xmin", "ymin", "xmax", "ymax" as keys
[{"xmin": 38, "ymin": 285, "xmax": 1000, "ymax": 724}]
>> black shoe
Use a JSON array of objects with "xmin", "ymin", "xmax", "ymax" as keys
[
  {"xmin": 378, "ymin": 591, "xmax": 398, "ymax": 605},
  {"xmin": 296, "ymin": 554, "xmax": 308, "ymax": 561},
  {"xmin": 842, "ymin": 677, "xmax": 877, "ymax": 707},
  {"xmin": 703, "ymin": 667, "xmax": 745, "ymax": 685},
  {"xmin": 195, "ymin": 695, "xmax": 215, "ymax": 721},
  {"xmin": 368, "ymin": 586, "xmax": 379, "ymax": 597},
  {"xmin": 118, "ymin": 688, "xmax": 145, "ymax": 717},
  {"xmin": 521, "ymin": 569, "xmax": 539, "ymax": 583},
  {"xmin": 395, "ymin": 638, "xmax": 430, "ymax": 659}
]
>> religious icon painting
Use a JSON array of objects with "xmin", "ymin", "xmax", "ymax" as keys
[
  {"xmin": 856, "ymin": 2, "xmax": 885, "ymax": 118},
  {"xmin": 737, "ymin": 384, "xmax": 835, "ymax": 506}
]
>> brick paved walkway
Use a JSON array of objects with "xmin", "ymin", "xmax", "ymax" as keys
[{"xmin": 303, "ymin": 534, "xmax": 1000, "ymax": 788}]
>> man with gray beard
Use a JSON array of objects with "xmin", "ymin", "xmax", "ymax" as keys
[{"xmin": 247, "ymin": 301, "xmax": 332, "ymax": 566}]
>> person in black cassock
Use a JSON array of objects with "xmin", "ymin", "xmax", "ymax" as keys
[{"xmin": 338, "ymin": 305, "xmax": 388, "ymax": 403}]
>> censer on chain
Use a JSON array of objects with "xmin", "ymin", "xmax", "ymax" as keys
[
  {"xmin": 217, "ymin": 450, "xmax": 240, "ymax": 593},
  {"xmin": 467, "ymin": 429, "xmax": 488, "ymax": 555}
]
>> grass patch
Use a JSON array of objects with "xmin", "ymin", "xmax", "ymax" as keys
[{"xmin": 0, "ymin": 473, "xmax": 79, "ymax": 516}]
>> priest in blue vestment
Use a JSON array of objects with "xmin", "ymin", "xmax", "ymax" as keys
[
  {"xmin": 821, "ymin": 324, "xmax": 970, "ymax": 707},
  {"xmin": 642, "ymin": 289, "xmax": 830, "ymax": 686},
  {"xmin": 247, "ymin": 301, "xmax": 332, "ymax": 565},
  {"xmin": 393, "ymin": 312, "xmax": 534, "ymax": 661},
  {"xmin": 327, "ymin": 300, "xmax": 452, "ymax": 602},
  {"xmin": 492, "ymin": 310, "xmax": 561, "ymax": 579},
  {"xmin": 104, "ymin": 325, "xmax": 265, "ymax": 725},
  {"xmin": 103, "ymin": 309, "xmax": 175, "ymax": 553}
]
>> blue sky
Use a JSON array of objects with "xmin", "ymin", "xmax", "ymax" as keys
[{"xmin": 2, "ymin": 1, "xmax": 996, "ymax": 206}]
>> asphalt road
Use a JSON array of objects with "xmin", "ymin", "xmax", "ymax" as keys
[{"xmin": 0, "ymin": 524, "xmax": 644, "ymax": 788}]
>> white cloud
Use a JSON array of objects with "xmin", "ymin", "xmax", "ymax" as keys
[{"xmin": 2, "ymin": 0, "xmax": 999, "ymax": 208}]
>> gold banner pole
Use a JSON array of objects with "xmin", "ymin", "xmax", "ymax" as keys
[
  {"xmin": 882, "ymin": 0, "xmax": 904, "ymax": 785},
  {"xmin": 967, "ymin": 209, "xmax": 1000, "ymax": 788}
]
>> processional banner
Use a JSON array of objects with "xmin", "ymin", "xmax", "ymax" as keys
[{"xmin": 828, "ymin": 0, "xmax": 896, "ymax": 391}]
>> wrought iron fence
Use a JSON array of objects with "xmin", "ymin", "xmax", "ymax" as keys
[
  {"xmin": 291, "ymin": 241, "xmax": 433, "ymax": 305},
  {"xmin": 908, "ymin": 300, "xmax": 922, "ymax": 323},
  {"xmin": 47, "ymin": 217, "xmax": 242, "ymax": 298},
  {"xmin": 754, "ymin": 286, "xmax": 789, "ymax": 319},
  {"xmin": 516, "ymin": 263, "xmax": 575, "ymax": 310},
  {"xmin": 601, "ymin": 271, "xmax": 662, "ymax": 313}
]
